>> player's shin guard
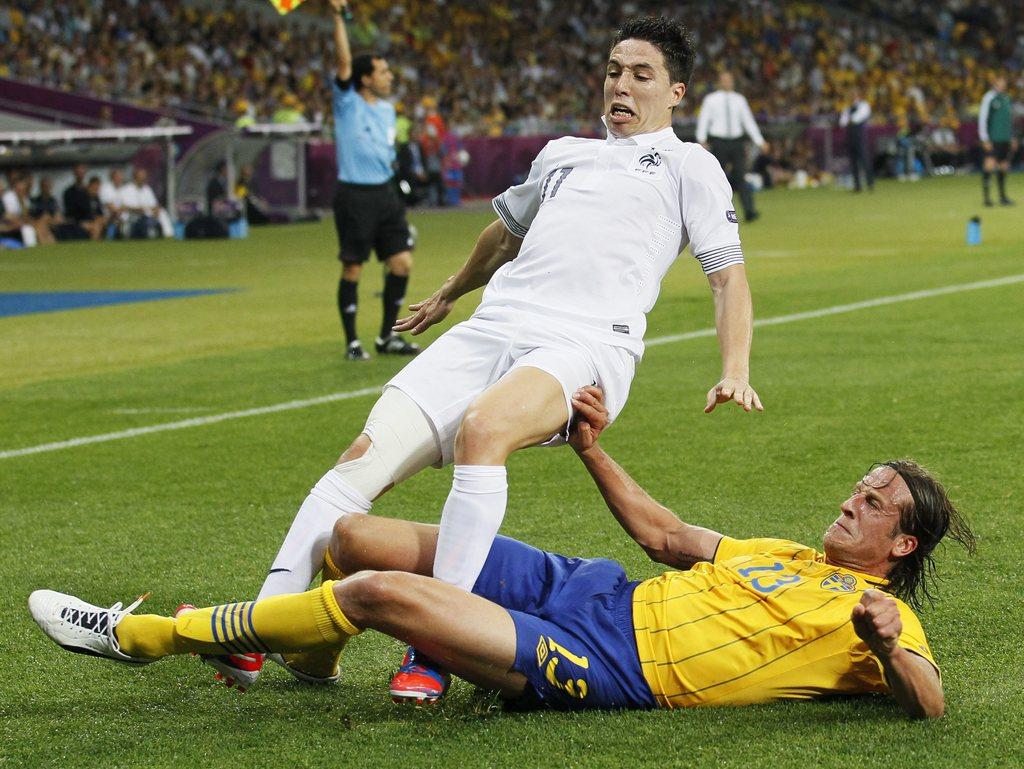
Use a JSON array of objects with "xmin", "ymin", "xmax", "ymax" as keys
[
  {"xmin": 432, "ymin": 465, "xmax": 507, "ymax": 591},
  {"xmin": 257, "ymin": 468, "xmax": 373, "ymax": 601},
  {"xmin": 117, "ymin": 583, "xmax": 361, "ymax": 659}
]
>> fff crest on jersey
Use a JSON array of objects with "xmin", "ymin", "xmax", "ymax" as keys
[
  {"xmin": 820, "ymin": 572, "xmax": 858, "ymax": 593},
  {"xmin": 632, "ymin": 149, "xmax": 663, "ymax": 176}
]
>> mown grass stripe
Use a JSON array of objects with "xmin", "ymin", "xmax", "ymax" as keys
[{"xmin": 2, "ymin": 273, "xmax": 1021, "ymax": 461}]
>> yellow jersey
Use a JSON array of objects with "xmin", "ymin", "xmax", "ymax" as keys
[{"xmin": 632, "ymin": 537, "xmax": 937, "ymax": 708}]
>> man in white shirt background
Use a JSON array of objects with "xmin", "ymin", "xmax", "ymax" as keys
[
  {"xmin": 119, "ymin": 167, "xmax": 173, "ymax": 238},
  {"xmin": 214, "ymin": 15, "xmax": 762, "ymax": 704},
  {"xmin": 696, "ymin": 70, "xmax": 768, "ymax": 222},
  {"xmin": 99, "ymin": 168, "xmax": 126, "ymax": 232},
  {"xmin": 840, "ymin": 87, "xmax": 874, "ymax": 192}
]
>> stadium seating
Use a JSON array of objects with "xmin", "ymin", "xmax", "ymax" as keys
[{"xmin": 0, "ymin": 0, "xmax": 1020, "ymax": 135}]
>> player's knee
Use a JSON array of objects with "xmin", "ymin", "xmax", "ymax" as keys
[
  {"xmin": 337, "ymin": 433, "xmax": 371, "ymax": 464},
  {"xmin": 455, "ymin": 406, "xmax": 509, "ymax": 459},
  {"xmin": 387, "ymin": 251, "xmax": 412, "ymax": 276},
  {"xmin": 339, "ymin": 570, "xmax": 413, "ymax": 626},
  {"xmin": 342, "ymin": 263, "xmax": 362, "ymax": 282},
  {"xmin": 330, "ymin": 514, "xmax": 372, "ymax": 574}
]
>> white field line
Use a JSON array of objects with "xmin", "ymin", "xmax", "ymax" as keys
[
  {"xmin": 0, "ymin": 388, "xmax": 381, "ymax": 460},
  {"xmin": 646, "ymin": 273, "xmax": 1024, "ymax": 347},
  {"xmin": 3, "ymin": 273, "xmax": 1023, "ymax": 461}
]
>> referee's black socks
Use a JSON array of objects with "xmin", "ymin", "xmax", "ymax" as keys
[
  {"xmin": 996, "ymin": 171, "xmax": 1007, "ymax": 201},
  {"xmin": 338, "ymin": 279, "xmax": 359, "ymax": 344},
  {"xmin": 381, "ymin": 273, "xmax": 409, "ymax": 339},
  {"xmin": 982, "ymin": 171, "xmax": 992, "ymax": 202}
]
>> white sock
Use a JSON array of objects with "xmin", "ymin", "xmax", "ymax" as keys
[
  {"xmin": 256, "ymin": 466, "xmax": 372, "ymax": 600},
  {"xmin": 432, "ymin": 465, "xmax": 508, "ymax": 591}
]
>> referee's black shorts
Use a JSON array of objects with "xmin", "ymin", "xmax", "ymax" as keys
[
  {"xmin": 984, "ymin": 141, "xmax": 1012, "ymax": 162},
  {"xmin": 333, "ymin": 179, "xmax": 413, "ymax": 264}
]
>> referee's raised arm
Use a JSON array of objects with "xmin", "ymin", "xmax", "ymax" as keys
[{"xmin": 329, "ymin": 0, "xmax": 352, "ymax": 82}]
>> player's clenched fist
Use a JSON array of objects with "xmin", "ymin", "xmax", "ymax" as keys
[{"xmin": 851, "ymin": 589, "xmax": 903, "ymax": 657}]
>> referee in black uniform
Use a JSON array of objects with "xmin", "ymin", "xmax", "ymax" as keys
[
  {"xmin": 696, "ymin": 71, "xmax": 769, "ymax": 222},
  {"xmin": 329, "ymin": 0, "xmax": 418, "ymax": 360}
]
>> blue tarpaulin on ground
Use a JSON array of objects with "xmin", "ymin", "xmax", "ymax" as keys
[{"xmin": 0, "ymin": 290, "xmax": 235, "ymax": 318}]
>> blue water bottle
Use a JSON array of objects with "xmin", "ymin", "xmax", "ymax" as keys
[{"xmin": 966, "ymin": 216, "xmax": 981, "ymax": 245}]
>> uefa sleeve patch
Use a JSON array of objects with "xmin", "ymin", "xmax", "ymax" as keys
[{"xmin": 726, "ymin": 210, "xmax": 738, "ymax": 223}]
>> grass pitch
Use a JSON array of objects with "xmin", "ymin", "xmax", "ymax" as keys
[{"xmin": 1, "ymin": 175, "xmax": 1022, "ymax": 768}]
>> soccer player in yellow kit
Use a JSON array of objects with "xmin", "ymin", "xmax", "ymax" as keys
[{"xmin": 29, "ymin": 390, "xmax": 973, "ymax": 717}]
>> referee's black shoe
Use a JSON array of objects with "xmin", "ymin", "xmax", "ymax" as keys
[
  {"xmin": 346, "ymin": 341, "xmax": 371, "ymax": 361},
  {"xmin": 375, "ymin": 334, "xmax": 421, "ymax": 356}
]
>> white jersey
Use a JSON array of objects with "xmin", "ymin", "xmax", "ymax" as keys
[{"xmin": 488, "ymin": 125, "xmax": 743, "ymax": 357}]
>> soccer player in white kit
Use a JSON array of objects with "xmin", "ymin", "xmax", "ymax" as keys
[{"xmin": 210, "ymin": 16, "xmax": 763, "ymax": 700}]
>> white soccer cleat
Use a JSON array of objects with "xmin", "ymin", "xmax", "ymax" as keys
[
  {"xmin": 28, "ymin": 589, "xmax": 153, "ymax": 665},
  {"xmin": 175, "ymin": 603, "xmax": 263, "ymax": 692}
]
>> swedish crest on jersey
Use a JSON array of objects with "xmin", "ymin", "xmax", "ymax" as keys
[{"xmin": 820, "ymin": 572, "xmax": 858, "ymax": 593}]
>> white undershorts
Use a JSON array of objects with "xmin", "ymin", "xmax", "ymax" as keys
[{"xmin": 386, "ymin": 305, "xmax": 637, "ymax": 466}]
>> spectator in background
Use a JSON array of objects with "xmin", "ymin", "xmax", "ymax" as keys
[
  {"xmin": 0, "ymin": 178, "xmax": 27, "ymax": 246},
  {"xmin": 234, "ymin": 99, "xmax": 256, "ymax": 129},
  {"xmin": 397, "ymin": 123, "xmax": 428, "ymax": 206},
  {"xmin": 206, "ymin": 161, "xmax": 230, "ymax": 215},
  {"xmin": 927, "ymin": 118, "xmax": 962, "ymax": 171},
  {"xmin": 4, "ymin": 172, "xmax": 55, "ymax": 245},
  {"xmin": 99, "ymin": 169, "xmax": 125, "ymax": 232},
  {"xmin": 235, "ymin": 165, "xmax": 271, "ymax": 225},
  {"xmin": 272, "ymin": 93, "xmax": 305, "ymax": 124},
  {"xmin": 81, "ymin": 176, "xmax": 109, "ymax": 240},
  {"xmin": 120, "ymin": 168, "xmax": 173, "ymax": 238},
  {"xmin": 1, "ymin": 174, "xmax": 35, "ymax": 246},
  {"xmin": 29, "ymin": 176, "xmax": 81, "ymax": 241},
  {"xmin": 62, "ymin": 164, "xmax": 91, "ymax": 226},
  {"xmin": 420, "ymin": 96, "xmax": 447, "ymax": 206},
  {"xmin": 839, "ymin": 87, "xmax": 874, "ymax": 192}
]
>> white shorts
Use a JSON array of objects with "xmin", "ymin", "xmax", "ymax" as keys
[{"xmin": 386, "ymin": 306, "xmax": 637, "ymax": 466}]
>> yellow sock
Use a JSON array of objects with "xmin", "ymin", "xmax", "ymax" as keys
[
  {"xmin": 114, "ymin": 614, "xmax": 183, "ymax": 659},
  {"xmin": 283, "ymin": 553, "xmax": 351, "ymax": 678},
  {"xmin": 322, "ymin": 547, "xmax": 345, "ymax": 582},
  {"xmin": 116, "ymin": 583, "xmax": 361, "ymax": 659}
]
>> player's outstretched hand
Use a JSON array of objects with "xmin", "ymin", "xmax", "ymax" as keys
[
  {"xmin": 393, "ymin": 283, "xmax": 455, "ymax": 336},
  {"xmin": 569, "ymin": 386, "xmax": 608, "ymax": 454},
  {"xmin": 704, "ymin": 377, "xmax": 763, "ymax": 413},
  {"xmin": 851, "ymin": 589, "xmax": 902, "ymax": 658}
]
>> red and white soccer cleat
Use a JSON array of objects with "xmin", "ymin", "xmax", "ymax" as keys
[
  {"xmin": 174, "ymin": 603, "xmax": 263, "ymax": 692},
  {"xmin": 388, "ymin": 647, "xmax": 451, "ymax": 704}
]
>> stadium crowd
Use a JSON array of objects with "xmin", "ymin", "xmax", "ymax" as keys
[{"xmin": 0, "ymin": 0, "xmax": 1020, "ymax": 137}]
